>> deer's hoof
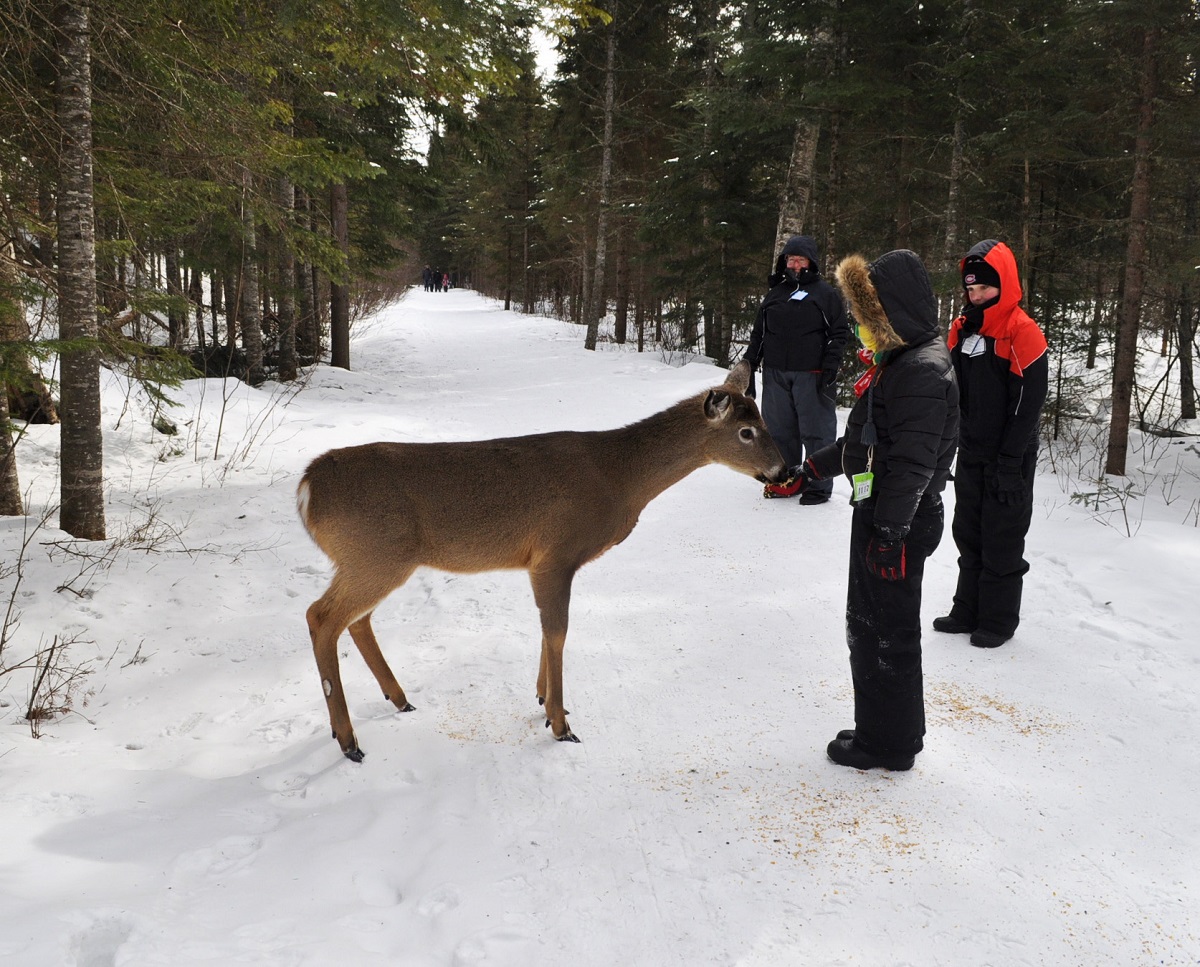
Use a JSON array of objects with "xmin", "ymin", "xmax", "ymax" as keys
[
  {"xmin": 398, "ymin": 702, "xmax": 416, "ymax": 713},
  {"xmin": 340, "ymin": 737, "xmax": 365, "ymax": 763},
  {"xmin": 547, "ymin": 720, "xmax": 580, "ymax": 743}
]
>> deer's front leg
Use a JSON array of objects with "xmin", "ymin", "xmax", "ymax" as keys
[{"xmin": 530, "ymin": 568, "xmax": 580, "ymax": 742}]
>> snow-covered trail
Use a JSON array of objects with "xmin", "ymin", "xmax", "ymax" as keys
[{"xmin": 0, "ymin": 288, "xmax": 1197, "ymax": 966}]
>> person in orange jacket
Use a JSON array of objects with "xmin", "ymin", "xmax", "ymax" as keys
[{"xmin": 934, "ymin": 240, "xmax": 1047, "ymax": 649}]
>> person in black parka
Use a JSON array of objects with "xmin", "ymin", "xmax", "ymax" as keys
[
  {"xmin": 788, "ymin": 250, "xmax": 959, "ymax": 771},
  {"xmin": 747, "ymin": 235, "xmax": 849, "ymax": 504}
]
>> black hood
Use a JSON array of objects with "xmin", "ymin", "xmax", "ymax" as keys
[
  {"xmin": 868, "ymin": 250, "xmax": 938, "ymax": 345},
  {"xmin": 772, "ymin": 235, "xmax": 822, "ymax": 280},
  {"xmin": 834, "ymin": 250, "xmax": 938, "ymax": 352}
]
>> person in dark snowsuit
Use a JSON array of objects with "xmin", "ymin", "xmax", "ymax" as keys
[
  {"xmin": 934, "ymin": 240, "xmax": 1048, "ymax": 649},
  {"xmin": 747, "ymin": 235, "xmax": 849, "ymax": 504},
  {"xmin": 788, "ymin": 250, "xmax": 959, "ymax": 771}
]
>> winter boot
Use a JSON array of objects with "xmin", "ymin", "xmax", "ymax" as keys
[
  {"xmin": 933, "ymin": 615, "xmax": 974, "ymax": 635},
  {"xmin": 970, "ymin": 629, "xmax": 1011, "ymax": 649},
  {"xmin": 826, "ymin": 736, "xmax": 914, "ymax": 772}
]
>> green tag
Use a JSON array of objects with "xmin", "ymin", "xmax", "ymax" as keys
[{"xmin": 852, "ymin": 471, "xmax": 874, "ymax": 502}]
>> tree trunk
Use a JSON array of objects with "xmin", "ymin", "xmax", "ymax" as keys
[
  {"xmin": 295, "ymin": 187, "xmax": 318, "ymax": 363},
  {"xmin": 241, "ymin": 168, "xmax": 264, "ymax": 383},
  {"xmin": 165, "ymin": 243, "xmax": 183, "ymax": 349},
  {"xmin": 329, "ymin": 181, "xmax": 351, "ymax": 370},
  {"xmin": 1179, "ymin": 285, "xmax": 1196, "ymax": 420},
  {"xmin": 1105, "ymin": 27, "xmax": 1159, "ymax": 477},
  {"xmin": 585, "ymin": 11, "xmax": 617, "ymax": 352},
  {"xmin": 774, "ymin": 118, "xmax": 820, "ymax": 259},
  {"xmin": 0, "ymin": 184, "xmax": 58, "ymax": 425},
  {"xmin": 824, "ymin": 107, "xmax": 843, "ymax": 262},
  {"xmin": 940, "ymin": 115, "xmax": 966, "ymax": 331},
  {"xmin": 55, "ymin": 0, "xmax": 105, "ymax": 540},
  {"xmin": 0, "ymin": 384, "xmax": 20, "ymax": 516},
  {"xmin": 188, "ymin": 269, "xmax": 204, "ymax": 349},
  {"xmin": 224, "ymin": 260, "xmax": 239, "ymax": 351},
  {"xmin": 0, "ymin": 243, "xmax": 25, "ymax": 515},
  {"xmin": 276, "ymin": 174, "xmax": 298, "ymax": 381},
  {"xmin": 614, "ymin": 219, "xmax": 629, "ymax": 345},
  {"xmin": 894, "ymin": 133, "xmax": 912, "ymax": 249},
  {"xmin": 1086, "ymin": 263, "xmax": 1104, "ymax": 371},
  {"xmin": 503, "ymin": 227, "xmax": 512, "ymax": 311},
  {"xmin": 1179, "ymin": 181, "xmax": 1197, "ymax": 420}
]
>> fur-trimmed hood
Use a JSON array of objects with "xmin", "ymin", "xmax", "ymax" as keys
[{"xmin": 834, "ymin": 250, "xmax": 939, "ymax": 353}]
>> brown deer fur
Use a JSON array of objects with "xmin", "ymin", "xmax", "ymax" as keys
[{"xmin": 297, "ymin": 361, "xmax": 785, "ymax": 762}]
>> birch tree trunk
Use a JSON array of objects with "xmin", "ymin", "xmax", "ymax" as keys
[
  {"xmin": 773, "ymin": 118, "xmax": 820, "ymax": 259},
  {"xmin": 584, "ymin": 9, "xmax": 617, "ymax": 352},
  {"xmin": 1105, "ymin": 27, "xmax": 1159, "ymax": 476},
  {"xmin": 55, "ymin": 0, "xmax": 105, "ymax": 540}
]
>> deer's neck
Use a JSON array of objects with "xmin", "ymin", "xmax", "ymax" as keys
[{"xmin": 606, "ymin": 396, "xmax": 709, "ymax": 505}]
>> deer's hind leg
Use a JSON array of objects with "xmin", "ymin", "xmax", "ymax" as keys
[
  {"xmin": 307, "ymin": 566, "xmax": 414, "ymax": 762},
  {"xmin": 348, "ymin": 613, "xmax": 414, "ymax": 712}
]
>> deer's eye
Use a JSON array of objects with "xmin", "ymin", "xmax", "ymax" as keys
[{"xmin": 739, "ymin": 427, "xmax": 756, "ymax": 443}]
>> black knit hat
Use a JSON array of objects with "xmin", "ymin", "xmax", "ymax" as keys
[{"xmin": 962, "ymin": 257, "xmax": 1000, "ymax": 290}]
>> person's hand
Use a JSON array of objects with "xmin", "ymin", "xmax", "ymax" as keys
[
  {"xmin": 746, "ymin": 368, "xmax": 757, "ymax": 400},
  {"xmin": 764, "ymin": 460, "xmax": 819, "ymax": 499},
  {"xmin": 763, "ymin": 465, "xmax": 809, "ymax": 498},
  {"xmin": 962, "ymin": 303, "xmax": 985, "ymax": 332},
  {"xmin": 866, "ymin": 526, "xmax": 907, "ymax": 580},
  {"xmin": 820, "ymin": 366, "xmax": 838, "ymax": 402},
  {"xmin": 991, "ymin": 463, "xmax": 1026, "ymax": 506}
]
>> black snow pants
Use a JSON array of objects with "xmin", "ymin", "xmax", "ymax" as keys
[
  {"xmin": 948, "ymin": 451, "xmax": 1036, "ymax": 638},
  {"xmin": 846, "ymin": 493, "xmax": 944, "ymax": 757},
  {"xmin": 761, "ymin": 367, "xmax": 836, "ymax": 496}
]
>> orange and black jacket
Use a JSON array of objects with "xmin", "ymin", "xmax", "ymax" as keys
[{"xmin": 947, "ymin": 240, "xmax": 1048, "ymax": 467}]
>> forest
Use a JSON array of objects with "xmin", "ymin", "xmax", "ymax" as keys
[{"xmin": 1, "ymin": 0, "xmax": 1198, "ymax": 540}]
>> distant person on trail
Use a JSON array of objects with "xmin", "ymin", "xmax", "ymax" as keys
[
  {"xmin": 422, "ymin": 265, "xmax": 434, "ymax": 291},
  {"xmin": 442, "ymin": 271, "xmax": 450, "ymax": 292},
  {"xmin": 784, "ymin": 249, "xmax": 959, "ymax": 772},
  {"xmin": 747, "ymin": 235, "xmax": 850, "ymax": 506},
  {"xmin": 933, "ymin": 239, "xmax": 1048, "ymax": 650}
]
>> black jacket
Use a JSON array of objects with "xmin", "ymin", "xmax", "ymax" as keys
[
  {"xmin": 747, "ymin": 235, "xmax": 849, "ymax": 376},
  {"xmin": 808, "ymin": 250, "xmax": 959, "ymax": 536}
]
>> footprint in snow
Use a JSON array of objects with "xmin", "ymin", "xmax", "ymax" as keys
[{"xmin": 69, "ymin": 915, "xmax": 132, "ymax": 967}]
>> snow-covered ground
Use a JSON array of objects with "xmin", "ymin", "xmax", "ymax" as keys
[{"xmin": 1, "ymin": 287, "xmax": 1197, "ymax": 966}]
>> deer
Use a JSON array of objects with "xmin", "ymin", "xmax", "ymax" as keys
[{"xmin": 296, "ymin": 361, "xmax": 786, "ymax": 762}]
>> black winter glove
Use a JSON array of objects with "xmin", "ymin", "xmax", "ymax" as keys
[
  {"xmin": 820, "ymin": 366, "xmax": 838, "ymax": 403},
  {"xmin": 866, "ymin": 536, "xmax": 907, "ymax": 581},
  {"xmin": 991, "ymin": 463, "xmax": 1027, "ymax": 506},
  {"xmin": 746, "ymin": 368, "xmax": 757, "ymax": 400},
  {"xmin": 962, "ymin": 303, "xmax": 985, "ymax": 333}
]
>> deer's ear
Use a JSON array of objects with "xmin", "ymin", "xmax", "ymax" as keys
[
  {"xmin": 704, "ymin": 389, "xmax": 732, "ymax": 420},
  {"xmin": 724, "ymin": 360, "xmax": 751, "ymax": 394}
]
